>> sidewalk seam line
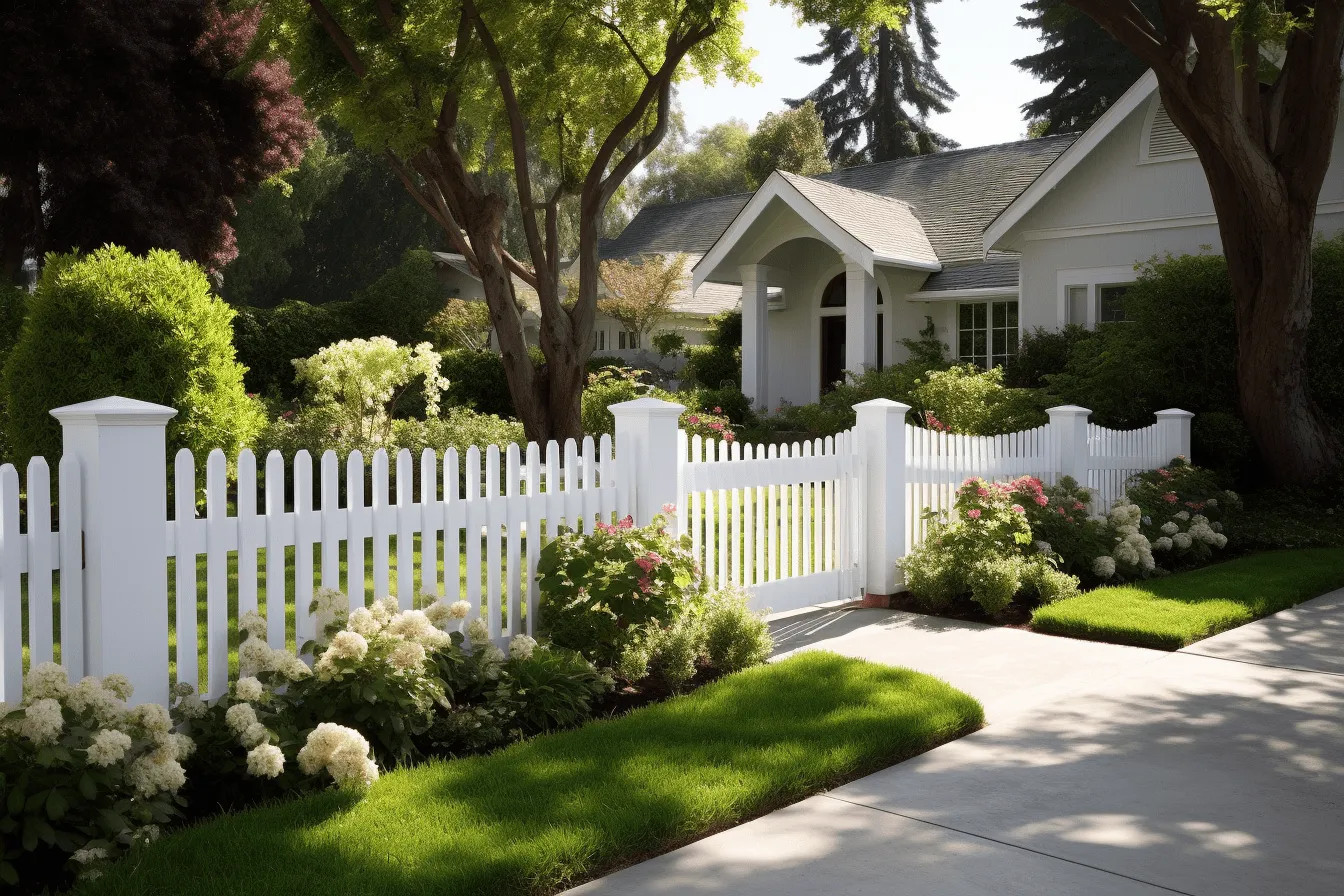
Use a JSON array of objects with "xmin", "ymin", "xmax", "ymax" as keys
[
  {"xmin": 1176, "ymin": 650, "xmax": 1344, "ymax": 679},
  {"xmin": 819, "ymin": 793, "xmax": 1198, "ymax": 896}
]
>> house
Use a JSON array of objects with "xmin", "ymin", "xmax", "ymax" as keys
[
  {"xmin": 602, "ymin": 71, "xmax": 1344, "ymax": 410},
  {"xmin": 431, "ymin": 245, "xmax": 740, "ymax": 368}
]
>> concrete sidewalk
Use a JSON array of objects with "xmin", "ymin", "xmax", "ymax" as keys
[{"xmin": 567, "ymin": 590, "xmax": 1344, "ymax": 896}]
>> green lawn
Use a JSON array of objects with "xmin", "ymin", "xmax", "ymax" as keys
[
  {"xmin": 80, "ymin": 652, "xmax": 983, "ymax": 896},
  {"xmin": 1031, "ymin": 548, "xmax": 1344, "ymax": 650}
]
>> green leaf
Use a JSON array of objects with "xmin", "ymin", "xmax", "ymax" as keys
[
  {"xmin": 45, "ymin": 789, "xmax": 68, "ymax": 821},
  {"xmin": 79, "ymin": 773, "xmax": 98, "ymax": 801}
]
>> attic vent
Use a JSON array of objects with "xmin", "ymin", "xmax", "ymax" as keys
[{"xmin": 1145, "ymin": 99, "xmax": 1196, "ymax": 160}]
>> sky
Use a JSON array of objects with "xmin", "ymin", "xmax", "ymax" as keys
[{"xmin": 675, "ymin": 0, "xmax": 1047, "ymax": 150}]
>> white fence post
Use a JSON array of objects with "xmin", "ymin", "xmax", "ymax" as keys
[
  {"xmin": 50, "ymin": 397, "xmax": 176, "ymax": 707},
  {"xmin": 610, "ymin": 397, "xmax": 685, "ymax": 526},
  {"xmin": 1047, "ymin": 405, "xmax": 1092, "ymax": 485},
  {"xmin": 853, "ymin": 398, "xmax": 909, "ymax": 599},
  {"xmin": 1154, "ymin": 408, "xmax": 1194, "ymax": 463}
]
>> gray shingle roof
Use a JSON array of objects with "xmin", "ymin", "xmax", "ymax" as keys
[
  {"xmin": 601, "ymin": 193, "xmax": 751, "ymax": 258},
  {"xmin": 604, "ymin": 134, "xmax": 1077, "ymax": 266},
  {"xmin": 777, "ymin": 172, "xmax": 940, "ymax": 267},
  {"xmin": 917, "ymin": 258, "xmax": 1020, "ymax": 293}
]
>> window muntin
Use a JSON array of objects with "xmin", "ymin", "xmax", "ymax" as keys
[{"xmin": 958, "ymin": 300, "xmax": 1018, "ymax": 369}]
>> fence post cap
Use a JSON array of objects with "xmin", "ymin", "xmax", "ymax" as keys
[
  {"xmin": 1045, "ymin": 404, "xmax": 1092, "ymax": 417},
  {"xmin": 1154, "ymin": 408, "xmax": 1195, "ymax": 419},
  {"xmin": 50, "ymin": 396, "xmax": 178, "ymax": 426},
  {"xmin": 852, "ymin": 398, "xmax": 911, "ymax": 414},
  {"xmin": 608, "ymin": 396, "xmax": 686, "ymax": 418}
]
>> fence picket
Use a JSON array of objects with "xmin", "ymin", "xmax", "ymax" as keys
[
  {"xmin": 26, "ymin": 458, "xmax": 53, "ymax": 668},
  {"xmin": 321, "ymin": 451, "xmax": 341, "ymax": 599},
  {"xmin": 420, "ymin": 449, "xmax": 439, "ymax": 600},
  {"xmin": 1, "ymin": 466, "xmax": 21, "ymax": 704},
  {"xmin": 264, "ymin": 451, "xmax": 286, "ymax": 650},
  {"xmin": 173, "ymin": 450, "xmax": 198, "ymax": 692},
  {"xmin": 372, "ymin": 450, "xmax": 391, "ymax": 599},
  {"xmin": 293, "ymin": 450, "xmax": 315, "ymax": 648},
  {"xmin": 464, "ymin": 446, "xmax": 482, "ymax": 633},
  {"xmin": 396, "ymin": 449, "xmax": 415, "ymax": 609},
  {"xmin": 505, "ymin": 444, "xmax": 522, "ymax": 636},
  {"xmin": 346, "ymin": 451, "xmax": 366, "ymax": 607},
  {"xmin": 237, "ymin": 451, "xmax": 259, "ymax": 624},
  {"xmin": 205, "ymin": 449, "xmax": 229, "ymax": 697}
]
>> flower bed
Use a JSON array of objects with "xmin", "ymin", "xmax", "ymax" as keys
[{"xmin": 77, "ymin": 653, "xmax": 983, "ymax": 896}]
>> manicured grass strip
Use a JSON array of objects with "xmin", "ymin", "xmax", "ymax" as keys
[
  {"xmin": 1031, "ymin": 548, "xmax": 1344, "ymax": 650},
  {"xmin": 83, "ymin": 653, "xmax": 983, "ymax": 896}
]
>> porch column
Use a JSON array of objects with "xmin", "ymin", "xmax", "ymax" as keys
[
  {"xmin": 844, "ymin": 258, "xmax": 877, "ymax": 374},
  {"xmin": 740, "ymin": 264, "xmax": 770, "ymax": 410}
]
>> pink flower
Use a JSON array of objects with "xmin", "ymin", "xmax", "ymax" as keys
[
  {"xmin": 709, "ymin": 422, "xmax": 723, "ymax": 430},
  {"xmin": 637, "ymin": 576, "xmax": 652, "ymax": 594},
  {"xmin": 1073, "ymin": 501, "xmax": 1086, "ymax": 510},
  {"xmin": 1010, "ymin": 504, "xmax": 1025, "ymax": 514},
  {"xmin": 687, "ymin": 415, "xmax": 700, "ymax": 424},
  {"xmin": 661, "ymin": 502, "xmax": 677, "ymax": 515},
  {"xmin": 1159, "ymin": 468, "xmax": 1172, "ymax": 479},
  {"xmin": 618, "ymin": 515, "xmax": 634, "ymax": 529},
  {"xmin": 1035, "ymin": 495, "xmax": 1048, "ymax": 506},
  {"xmin": 977, "ymin": 487, "xmax": 990, "ymax": 497},
  {"xmin": 712, "ymin": 406, "xmax": 722, "ymax": 414},
  {"xmin": 724, "ymin": 432, "xmax": 736, "ymax": 442},
  {"xmin": 281, "ymin": 410, "xmax": 294, "ymax": 419},
  {"xmin": 966, "ymin": 509, "xmax": 982, "ymax": 519},
  {"xmin": 1163, "ymin": 492, "xmax": 1178, "ymax": 503},
  {"xmin": 636, "ymin": 557, "xmax": 656, "ymax": 573}
]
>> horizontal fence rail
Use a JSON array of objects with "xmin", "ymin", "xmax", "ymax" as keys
[{"xmin": 678, "ymin": 430, "xmax": 864, "ymax": 615}]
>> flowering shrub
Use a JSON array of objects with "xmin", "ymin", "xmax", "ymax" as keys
[
  {"xmin": 900, "ymin": 477, "xmax": 1079, "ymax": 616},
  {"xmin": 537, "ymin": 514, "xmax": 699, "ymax": 665},
  {"xmin": 290, "ymin": 336, "xmax": 448, "ymax": 445},
  {"xmin": 284, "ymin": 591, "xmax": 453, "ymax": 767},
  {"xmin": 1125, "ymin": 458, "xmax": 1237, "ymax": 567},
  {"xmin": 0, "ymin": 665, "xmax": 188, "ymax": 889},
  {"xmin": 1016, "ymin": 476, "xmax": 1112, "ymax": 577},
  {"xmin": 680, "ymin": 407, "xmax": 737, "ymax": 443}
]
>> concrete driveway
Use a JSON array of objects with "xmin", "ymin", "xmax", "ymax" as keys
[{"xmin": 566, "ymin": 590, "xmax": 1344, "ymax": 896}]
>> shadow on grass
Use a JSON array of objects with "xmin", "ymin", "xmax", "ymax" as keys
[{"xmin": 81, "ymin": 654, "xmax": 982, "ymax": 896}]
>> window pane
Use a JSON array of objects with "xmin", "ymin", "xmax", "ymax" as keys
[
  {"xmin": 973, "ymin": 331, "xmax": 986, "ymax": 357},
  {"xmin": 992, "ymin": 326, "xmax": 1005, "ymax": 357},
  {"xmin": 959, "ymin": 331, "xmax": 972, "ymax": 358},
  {"xmin": 992, "ymin": 302, "xmax": 1006, "ymax": 328},
  {"xmin": 959, "ymin": 303, "xmax": 974, "ymax": 328},
  {"xmin": 1006, "ymin": 327, "xmax": 1019, "ymax": 356},
  {"xmin": 1005, "ymin": 301, "xmax": 1019, "ymax": 328},
  {"xmin": 1099, "ymin": 285, "xmax": 1129, "ymax": 323},
  {"xmin": 1067, "ymin": 286, "xmax": 1088, "ymax": 325},
  {"xmin": 974, "ymin": 303, "xmax": 987, "ymax": 328}
]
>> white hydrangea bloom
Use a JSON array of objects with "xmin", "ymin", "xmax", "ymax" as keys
[
  {"xmin": 101, "ymin": 674, "xmax": 133, "ymax": 701},
  {"xmin": 71, "ymin": 847, "xmax": 109, "ymax": 865},
  {"xmin": 239, "ymin": 610, "xmax": 268, "ymax": 640},
  {"xmin": 1092, "ymin": 556, "xmax": 1117, "ymax": 578},
  {"xmin": 368, "ymin": 599, "xmax": 394, "ymax": 626},
  {"xmin": 126, "ymin": 754, "xmax": 186, "ymax": 797},
  {"xmin": 1174, "ymin": 510, "xmax": 1191, "ymax": 522},
  {"xmin": 224, "ymin": 702, "xmax": 258, "ymax": 735},
  {"xmin": 1153, "ymin": 536, "xmax": 1174, "ymax": 551},
  {"xmin": 24, "ymin": 662, "xmax": 70, "ymax": 702},
  {"xmin": 176, "ymin": 692, "xmax": 208, "ymax": 720},
  {"xmin": 235, "ymin": 676, "xmax": 264, "ymax": 702},
  {"xmin": 280, "ymin": 654, "xmax": 312, "ymax": 681},
  {"xmin": 296, "ymin": 723, "xmax": 378, "ymax": 790},
  {"xmin": 327, "ymin": 742, "xmax": 380, "ymax": 790},
  {"xmin": 389, "ymin": 639, "xmax": 427, "ymax": 671},
  {"xmin": 466, "ymin": 617, "xmax": 489, "ymax": 644},
  {"xmin": 20, "ymin": 698, "xmax": 65, "ymax": 745},
  {"xmin": 1211, "ymin": 532, "xmax": 1228, "ymax": 548},
  {"xmin": 1206, "ymin": 497, "xmax": 1219, "ymax": 508},
  {"xmin": 239, "ymin": 638, "xmax": 277, "ymax": 677},
  {"xmin": 348, "ymin": 606, "xmax": 382, "ymax": 637},
  {"xmin": 86, "ymin": 729, "xmax": 133, "ymax": 767},
  {"xmin": 509, "ymin": 635, "xmax": 537, "ymax": 661},
  {"xmin": 1173, "ymin": 532, "xmax": 1193, "ymax": 550},
  {"xmin": 1160, "ymin": 521, "xmax": 1179, "ymax": 536},
  {"xmin": 247, "ymin": 743, "xmax": 285, "ymax": 779},
  {"xmin": 423, "ymin": 601, "xmax": 452, "ymax": 627},
  {"xmin": 167, "ymin": 731, "xmax": 196, "ymax": 762},
  {"xmin": 387, "ymin": 609, "xmax": 436, "ymax": 643},
  {"xmin": 315, "ymin": 630, "xmax": 370, "ymax": 679},
  {"xmin": 448, "ymin": 600, "xmax": 471, "ymax": 620},
  {"xmin": 129, "ymin": 702, "xmax": 172, "ymax": 737},
  {"xmin": 173, "ymin": 681, "xmax": 196, "ymax": 699},
  {"xmin": 68, "ymin": 677, "xmax": 124, "ymax": 725},
  {"xmin": 239, "ymin": 722, "xmax": 270, "ymax": 749},
  {"xmin": 482, "ymin": 644, "xmax": 507, "ymax": 666}
]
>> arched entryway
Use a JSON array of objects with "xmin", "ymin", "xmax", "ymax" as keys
[{"xmin": 818, "ymin": 274, "xmax": 883, "ymax": 393}]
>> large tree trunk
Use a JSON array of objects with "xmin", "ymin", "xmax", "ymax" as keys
[{"xmin": 1212, "ymin": 172, "xmax": 1344, "ymax": 482}]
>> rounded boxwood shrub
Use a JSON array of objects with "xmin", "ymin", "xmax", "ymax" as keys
[{"xmin": 4, "ymin": 247, "xmax": 264, "ymax": 464}]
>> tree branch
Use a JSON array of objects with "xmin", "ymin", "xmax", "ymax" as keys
[
  {"xmin": 304, "ymin": 0, "xmax": 367, "ymax": 77},
  {"xmin": 593, "ymin": 16, "xmax": 654, "ymax": 78},
  {"xmin": 1062, "ymin": 0, "xmax": 1182, "ymax": 78}
]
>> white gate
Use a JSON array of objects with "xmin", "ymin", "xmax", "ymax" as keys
[{"xmin": 677, "ymin": 430, "xmax": 865, "ymax": 615}]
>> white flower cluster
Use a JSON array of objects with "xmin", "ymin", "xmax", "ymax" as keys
[
  {"xmin": 1092, "ymin": 555, "xmax": 1117, "ymax": 578},
  {"xmin": 1152, "ymin": 512, "xmax": 1227, "ymax": 554},
  {"xmin": 237, "ymin": 611, "xmax": 311, "ymax": 682},
  {"xmin": 510, "ymin": 635, "xmax": 537, "ymax": 661},
  {"xmin": 312, "ymin": 594, "xmax": 467, "ymax": 681},
  {"xmin": 1104, "ymin": 499, "xmax": 1155, "ymax": 574},
  {"xmin": 297, "ymin": 723, "xmax": 379, "ymax": 790}
]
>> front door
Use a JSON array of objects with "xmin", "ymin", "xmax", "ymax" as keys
[{"xmin": 819, "ymin": 316, "xmax": 845, "ymax": 394}]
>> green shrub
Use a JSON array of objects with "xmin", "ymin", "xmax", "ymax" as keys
[
  {"xmin": 1004, "ymin": 325, "xmax": 1090, "ymax": 389},
  {"xmin": 4, "ymin": 247, "xmax": 264, "ymax": 465},
  {"xmin": 536, "ymin": 515, "xmax": 699, "ymax": 666},
  {"xmin": 652, "ymin": 331, "xmax": 686, "ymax": 357},
  {"xmin": 900, "ymin": 476, "xmax": 1077, "ymax": 616},
  {"xmin": 233, "ymin": 300, "xmax": 356, "ymax": 399},
  {"xmin": 346, "ymin": 249, "xmax": 448, "ymax": 346},
  {"xmin": 683, "ymin": 343, "xmax": 741, "ymax": 390},
  {"xmin": 911, "ymin": 365, "xmax": 1047, "ymax": 435},
  {"xmin": 587, "ymin": 354, "xmax": 626, "ymax": 373},
  {"xmin": 0, "ymin": 285, "xmax": 28, "ymax": 460},
  {"xmin": 1308, "ymin": 232, "xmax": 1344, "ymax": 421},
  {"xmin": 488, "ymin": 646, "xmax": 613, "ymax": 736},
  {"xmin": 646, "ymin": 616, "xmax": 704, "ymax": 693},
  {"xmin": 581, "ymin": 366, "xmax": 661, "ymax": 437},
  {"xmin": 1124, "ymin": 458, "xmax": 1238, "ymax": 568},
  {"xmin": 1018, "ymin": 476, "xmax": 1112, "ymax": 578},
  {"xmin": 440, "ymin": 349, "xmax": 515, "ymax": 417},
  {"xmin": 682, "ymin": 385, "xmax": 754, "ymax": 425},
  {"xmin": 701, "ymin": 589, "xmax": 773, "ymax": 673},
  {"xmin": 1191, "ymin": 411, "xmax": 1256, "ymax": 484}
]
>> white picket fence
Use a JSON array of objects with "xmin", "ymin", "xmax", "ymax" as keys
[
  {"xmin": 0, "ymin": 395, "xmax": 1191, "ymax": 706},
  {"xmin": 678, "ymin": 430, "xmax": 864, "ymax": 613}
]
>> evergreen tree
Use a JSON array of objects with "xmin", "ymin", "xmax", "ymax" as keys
[
  {"xmin": 1013, "ymin": 0, "xmax": 1162, "ymax": 136},
  {"xmin": 790, "ymin": 2, "xmax": 957, "ymax": 165}
]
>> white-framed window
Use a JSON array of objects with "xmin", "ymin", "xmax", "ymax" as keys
[
  {"xmin": 1057, "ymin": 266, "xmax": 1138, "ymax": 329},
  {"xmin": 594, "ymin": 328, "xmax": 606, "ymax": 351},
  {"xmin": 618, "ymin": 331, "xmax": 640, "ymax": 350},
  {"xmin": 957, "ymin": 300, "xmax": 1018, "ymax": 369}
]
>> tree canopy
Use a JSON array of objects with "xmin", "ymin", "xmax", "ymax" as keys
[
  {"xmin": 598, "ymin": 253, "xmax": 689, "ymax": 342},
  {"xmin": 745, "ymin": 102, "xmax": 832, "ymax": 185},
  {"xmin": 0, "ymin": 1, "xmax": 313, "ymax": 280},
  {"xmin": 637, "ymin": 115, "xmax": 754, "ymax": 205},
  {"xmin": 1014, "ymin": 0, "xmax": 1162, "ymax": 136},
  {"xmin": 791, "ymin": 0, "xmax": 956, "ymax": 165}
]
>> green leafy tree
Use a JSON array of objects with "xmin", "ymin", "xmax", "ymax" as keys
[
  {"xmin": 744, "ymin": 101, "xmax": 832, "ymax": 185},
  {"xmin": 428, "ymin": 299, "xmax": 495, "ymax": 351},
  {"xmin": 1060, "ymin": 0, "xmax": 1344, "ymax": 484},
  {"xmin": 636, "ymin": 115, "xmax": 753, "ymax": 204},
  {"xmin": 791, "ymin": 2, "xmax": 956, "ymax": 165},
  {"xmin": 598, "ymin": 253, "xmax": 689, "ymax": 345},
  {"xmin": 1014, "ymin": 0, "xmax": 1163, "ymax": 135},
  {"xmin": 259, "ymin": 0, "xmax": 906, "ymax": 443}
]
